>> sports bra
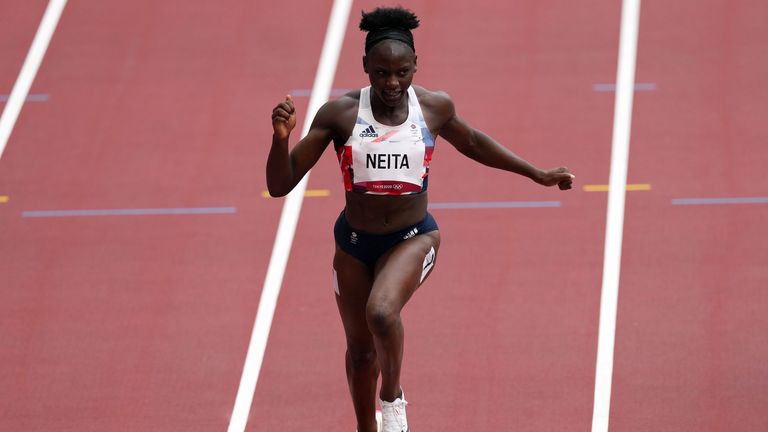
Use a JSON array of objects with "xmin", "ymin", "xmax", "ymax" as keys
[{"xmin": 336, "ymin": 86, "xmax": 435, "ymax": 195}]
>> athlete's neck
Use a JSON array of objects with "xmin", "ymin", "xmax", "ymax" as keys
[{"xmin": 370, "ymin": 89, "xmax": 409, "ymax": 126}]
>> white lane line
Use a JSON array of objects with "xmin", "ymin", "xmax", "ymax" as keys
[
  {"xmin": 226, "ymin": 1, "xmax": 353, "ymax": 431},
  {"xmin": 591, "ymin": 1, "xmax": 641, "ymax": 431},
  {"xmin": 0, "ymin": 0, "xmax": 68, "ymax": 161}
]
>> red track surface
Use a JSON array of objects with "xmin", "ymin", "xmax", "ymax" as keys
[
  {"xmin": 610, "ymin": 1, "xmax": 768, "ymax": 430},
  {"xmin": 0, "ymin": 2, "xmax": 48, "ymax": 94},
  {"xmin": 1, "ymin": 1, "xmax": 766, "ymax": 431},
  {"xmin": 252, "ymin": 0, "xmax": 618, "ymax": 430},
  {"xmin": 1, "ymin": 1, "xmax": 328, "ymax": 430}
]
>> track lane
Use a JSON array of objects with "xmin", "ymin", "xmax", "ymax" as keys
[
  {"xmin": 610, "ymin": 1, "xmax": 768, "ymax": 430},
  {"xmin": 252, "ymin": 1, "xmax": 621, "ymax": 430},
  {"xmin": 0, "ymin": 1, "xmax": 331, "ymax": 430}
]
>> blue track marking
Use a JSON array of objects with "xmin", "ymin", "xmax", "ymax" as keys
[
  {"xmin": 592, "ymin": 83, "xmax": 656, "ymax": 92},
  {"xmin": 21, "ymin": 207, "xmax": 237, "ymax": 218},
  {"xmin": 0, "ymin": 93, "xmax": 49, "ymax": 102},
  {"xmin": 428, "ymin": 201, "xmax": 561, "ymax": 210},
  {"xmin": 671, "ymin": 197, "xmax": 768, "ymax": 206}
]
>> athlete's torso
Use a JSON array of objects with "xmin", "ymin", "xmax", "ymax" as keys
[{"xmin": 336, "ymin": 86, "xmax": 435, "ymax": 195}]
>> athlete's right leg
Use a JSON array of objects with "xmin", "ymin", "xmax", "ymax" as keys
[{"xmin": 334, "ymin": 246, "xmax": 378, "ymax": 432}]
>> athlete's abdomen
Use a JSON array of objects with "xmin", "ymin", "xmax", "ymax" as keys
[{"xmin": 343, "ymin": 191, "xmax": 428, "ymax": 234}]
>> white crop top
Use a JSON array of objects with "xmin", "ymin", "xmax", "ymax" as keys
[{"xmin": 336, "ymin": 86, "xmax": 435, "ymax": 195}]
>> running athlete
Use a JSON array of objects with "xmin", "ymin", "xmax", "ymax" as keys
[{"xmin": 267, "ymin": 7, "xmax": 574, "ymax": 432}]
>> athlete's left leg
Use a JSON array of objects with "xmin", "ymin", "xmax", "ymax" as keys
[{"xmin": 366, "ymin": 230, "xmax": 440, "ymax": 402}]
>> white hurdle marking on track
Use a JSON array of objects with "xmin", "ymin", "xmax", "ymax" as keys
[
  {"xmin": 0, "ymin": 0, "xmax": 68, "ymax": 161},
  {"xmin": 591, "ymin": 1, "xmax": 642, "ymax": 431},
  {"xmin": 226, "ymin": 1, "xmax": 353, "ymax": 431}
]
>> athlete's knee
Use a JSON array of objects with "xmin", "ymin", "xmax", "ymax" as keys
[
  {"xmin": 365, "ymin": 302, "xmax": 401, "ymax": 337},
  {"xmin": 347, "ymin": 346, "xmax": 376, "ymax": 370}
]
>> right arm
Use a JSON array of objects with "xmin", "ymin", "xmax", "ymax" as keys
[{"xmin": 266, "ymin": 95, "xmax": 337, "ymax": 197}]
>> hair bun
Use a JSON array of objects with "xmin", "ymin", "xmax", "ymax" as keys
[{"xmin": 359, "ymin": 7, "xmax": 420, "ymax": 32}]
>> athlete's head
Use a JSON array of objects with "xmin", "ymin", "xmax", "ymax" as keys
[{"xmin": 360, "ymin": 7, "xmax": 419, "ymax": 107}]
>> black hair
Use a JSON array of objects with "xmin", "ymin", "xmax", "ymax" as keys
[{"xmin": 359, "ymin": 7, "xmax": 420, "ymax": 54}]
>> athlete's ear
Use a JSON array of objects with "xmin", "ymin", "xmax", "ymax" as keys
[
  {"xmin": 362, "ymin": 55, "xmax": 368, "ymax": 73},
  {"xmin": 413, "ymin": 55, "xmax": 418, "ymax": 73}
]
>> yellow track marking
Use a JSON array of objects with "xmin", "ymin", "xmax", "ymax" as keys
[
  {"xmin": 261, "ymin": 189, "xmax": 330, "ymax": 198},
  {"xmin": 304, "ymin": 189, "xmax": 331, "ymax": 197},
  {"xmin": 0, "ymin": 195, "xmax": 8, "ymax": 203},
  {"xmin": 583, "ymin": 183, "xmax": 651, "ymax": 192}
]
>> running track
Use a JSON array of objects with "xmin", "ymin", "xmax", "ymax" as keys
[{"xmin": 1, "ymin": 1, "xmax": 766, "ymax": 431}]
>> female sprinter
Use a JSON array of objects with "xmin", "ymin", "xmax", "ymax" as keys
[{"xmin": 267, "ymin": 7, "xmax": 574, "ymax": 432}]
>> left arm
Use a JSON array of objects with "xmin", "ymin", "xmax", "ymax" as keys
[{"xmin": 434, "ymin": 93, "xmax": 574, "ymax": 190}]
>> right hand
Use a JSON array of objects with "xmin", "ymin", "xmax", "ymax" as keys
[{"xmin": 272, "ymin": 95, "xmax": 296, "ymax": 140}]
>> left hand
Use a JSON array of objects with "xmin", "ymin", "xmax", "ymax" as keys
[{"xmin": 537, "ymin": 167, "xmax": 575, "ymax": 190}]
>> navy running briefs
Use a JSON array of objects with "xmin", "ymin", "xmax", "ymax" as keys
[{"xmin": 333, "ymin": 210, "xmax": 438, "ymax": 270}]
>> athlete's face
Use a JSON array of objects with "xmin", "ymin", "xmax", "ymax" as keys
[{"xmin": 363, "ymin": 41, "xmax": 417, "ymax": 108}]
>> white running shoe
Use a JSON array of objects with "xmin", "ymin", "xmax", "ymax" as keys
[{"xmin": 380, "ymin": 391, "xmax": 409, "ymax": 432}]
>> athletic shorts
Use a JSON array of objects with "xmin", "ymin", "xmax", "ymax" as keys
[{"xmin": 333, "ymin": 210, "xmax": 438, "ymax": 271}]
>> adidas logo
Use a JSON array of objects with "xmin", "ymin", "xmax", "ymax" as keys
[
  {"xmin": 402, "ymin": 227, "xmax": 418, "ymax": 240},
  {"xmin": 359, "ymin": 125, "xmax": 378, "ymax": 138}
]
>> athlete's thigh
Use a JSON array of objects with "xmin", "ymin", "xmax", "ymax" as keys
[
  {"xmin": 369, "ymin": 231, "xmax": 440, "ymax": 310},
  {"xmin": 333, "ymin": 246, "xmax": 375, "ymax": 345}
]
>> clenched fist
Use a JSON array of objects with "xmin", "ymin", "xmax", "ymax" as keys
[
  {"xmin": 538, "ymin": 167, "xmax": 575, "ymax": 190},
  {"xmin": 272, "ymin": 95, "xmax": 296, "ymax": 140}
]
